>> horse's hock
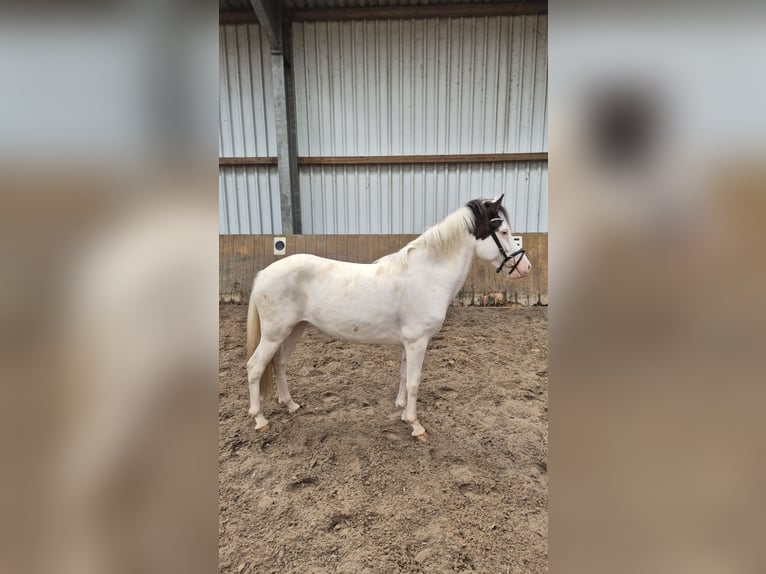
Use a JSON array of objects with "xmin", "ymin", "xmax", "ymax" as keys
[{"xmin": 219, "ymin": 233, "xmax": 548, "ymax": 306}]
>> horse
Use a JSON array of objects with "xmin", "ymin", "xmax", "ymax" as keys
[{"xmin": 245, "ymin": 194, "xmax": 532, "ymax": 440}]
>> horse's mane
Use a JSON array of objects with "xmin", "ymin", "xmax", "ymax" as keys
[{"xmin": 375, "ymin": 206, "xmax": 477, "ymax": 271}]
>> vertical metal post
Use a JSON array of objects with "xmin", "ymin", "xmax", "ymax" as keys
[
  {"xmin": 250, "ymin": 0, "xmax": 301, "ymax": 233},
  {"xmin": 271, "ymin": 28, "xmax": 301, "ymax": 233}
]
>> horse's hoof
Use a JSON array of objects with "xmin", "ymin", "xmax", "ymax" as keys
[
  {"xmin": 254, "ymin": 414, "xmax": 270, "ymax": 431},
  {"xmin": 414, "ymin": 432, "xmax": 428, "ymax": 442},
  {"xmin": 287, "ymin": 401, "xmax": 301, "ymax": 414},
  {"xmin": 411, "ymin": 420, "xmax": 426, "ymax": 437}
]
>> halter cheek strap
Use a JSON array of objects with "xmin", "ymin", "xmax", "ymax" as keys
[{"xmin": 489, "ymin": 230, "xmax": 526, "ymax": 275}]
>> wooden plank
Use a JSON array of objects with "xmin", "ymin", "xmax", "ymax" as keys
[
  {"xmin": 290, "ymin": 2, "xmax": 547, "ymax": 21},
  {"xmin": 246, "ymin": 235, "xmax": 258, "ymax": 295},
  {"xmin": 232, "ymin": 235, "xmax": 245, "ymax": 299},
  {"xmin": 297, "ymin": 153, "xmax": 547, "ymax": 166},
  {"xmin": 219, "ymin": 233, "xmax": 547, "ymax": 305},
  {"xmin": 335, "ymin": 234, "xmax": 349, "ymax": 262},
  {"xmin": 248, "ymin": 236, "xmax": 259, "ymax": 279},
  {"xmin": 262, "ymin": 234, "xmax": 274, "ymax": 274},
  {"xmin": 356, "ymin": 236, "xmax": 368, "ymax": 264},
  {"xmin": 374, "ymin": 235, "xmax": 389, "ymax": 260},
  {"xmin": 219, "ymin": 157, "xmax": 278, "ymax": 166},
  {"xmin": 315, "ymin": 235, "xmax": 327, "ymax": 260},
  {"xmin": 292, "ymin": 234, "xmax": 306, "ymax": 256},
  {"xmin": 305, "ymin": 234, "xmax": 317, "ymax": 259},
  {"xmin": 476, "ymin": 255, "xmax": 490, "ymax": 302},
  {"xmin": 326, "ymin": 234, "xmax": 339, "ymax": 262},
  {"xmin": 370, "ymin": 235, "xmax": 384, "ymax": 263},
  {"xmin": 220, "ymin": 235, "xmax": 253, "ymax": 302},
  {"xmin": 346, "ymin": 234, "xmax": 359, "ymax": 263},
  {"xmin": 361, "ymin": 235, "xmax": 373, "ymax": 262},
  {"xmin": 531, "ymin": 232, "xmax": 549, "ymax": 304},
  {"xmin": 240, "ymin": 235, "xmax": 256, "ymax": 295},
  {"xmin": 219, "ymin": 236, "xmax": 226, "ymax": 298},
  {"xmin": 362, "ymin": 235, "xmax": 374, "ymax": 264},
  {"xmin": 382, "ymin": 235, "xmax": 402, "ymax": 259}
]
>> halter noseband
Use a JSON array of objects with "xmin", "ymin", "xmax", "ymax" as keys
[{"xmin": 489, "ymin": 218, "xmax": 525, "ymax": 275}]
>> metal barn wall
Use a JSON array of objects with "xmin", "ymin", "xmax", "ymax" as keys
[
  {"xmin": 299, "ymin": 161, "xmax": 547, "ymax": 234},
  {"xmin": 292, "ymin": 15, "xmax": 548, "ymax": 233},
  {"xmin": 219, "ymin": 23, "xmax": 282, "ymax": 233},
  {"xmin": 219, "ymin": 166, "xmax": 282, "ymax": 234}
]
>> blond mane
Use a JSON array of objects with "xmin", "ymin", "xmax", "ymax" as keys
[{"xmin": 375, "ymin": 207, "xmax": 474, "ymax": 271}]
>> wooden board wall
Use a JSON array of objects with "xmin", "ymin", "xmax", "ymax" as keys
[{"xmin": 220, "ymin": 234, "xmax": 547, "ymax": 306}]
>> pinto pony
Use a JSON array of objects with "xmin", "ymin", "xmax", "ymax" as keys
[{"xmin": 245, "ymin": 195, "xmax": 531, "ymax": 440}]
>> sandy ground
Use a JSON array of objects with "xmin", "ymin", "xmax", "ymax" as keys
[{"xmin": 219, "ymin": 304, "xmax": 548, "ymax": 574}]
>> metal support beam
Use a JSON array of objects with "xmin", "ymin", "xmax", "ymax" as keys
[
  {"xmin": 244, "ymin": 1, "xmax": 300, "ymax": 233},
  {"xmin": 271, "ymin": 21, "xmax": 301, "ymax": 233},
  {"xmin": 248, "ymin": 0, "xmax": 281, "ymax": 50}
]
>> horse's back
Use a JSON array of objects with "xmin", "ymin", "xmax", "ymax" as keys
[
  {"xmin": 253, "ymin": 253, "xmax": 374, "ymax": 300},
  {"xmin": 251, "ymin": 253, "xmax": 410, "ymax": 342},
  {"xmin": 256, "ymin": 253, "xmax": 361, "ymax": 282}
]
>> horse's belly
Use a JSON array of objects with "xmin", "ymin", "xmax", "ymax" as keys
[
  {"xmin": 304, "ymin": 297, "xmax": 402, "ymax": 345},
  {"xmin": 313, "ymin": 321, "xmax": 400, "ymax": 345}
]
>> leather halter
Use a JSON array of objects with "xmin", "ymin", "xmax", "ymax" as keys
[{"xmin": 489, "ymin": 218, "xmax": 526, "ymax": 275}]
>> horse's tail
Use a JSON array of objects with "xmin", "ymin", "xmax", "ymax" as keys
[{"xmin": 246, "ymin": 285, "xmax": 275, "ymax": 398}]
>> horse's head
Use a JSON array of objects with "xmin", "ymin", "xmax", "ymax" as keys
[{"xmin": 467, "ymin": 195, "xmax": 532, "ymax": 279}]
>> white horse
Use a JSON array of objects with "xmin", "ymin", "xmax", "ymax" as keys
[{"xmin": 245, "ymin": 195, "xmax": 532, "ymax": 440}]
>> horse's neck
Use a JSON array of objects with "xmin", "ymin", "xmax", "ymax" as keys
[{"xmin": 410, "ymin": 236, "xmax": 475, "ymax": 304}]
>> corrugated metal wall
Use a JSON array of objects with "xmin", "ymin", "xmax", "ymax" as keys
[
  {"xmin": 292, "ymin": 15, "xmax": 548, "ymax": 233},
  {"xmin": 219, "ymin": 15, "xmax": 548, "ymax": 234},
  {"xmin": 293, "ymin": 17, "xmax": 547, "ymax": 155},
  {"xmin": 219, "ymin": 167, "xmax": 282, "ymax": 234},
  {"xmin": 219, "ymin": 23, "xmax": 282, "ymax": 233},
  {"xmin": 299, "ymin": 161, "xmax": 547, "ymax": 233}
]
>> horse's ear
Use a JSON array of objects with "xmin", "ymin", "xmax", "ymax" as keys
[{"xmin": 491, "ymin": 193, "xmax": 505, "ymax": 207}]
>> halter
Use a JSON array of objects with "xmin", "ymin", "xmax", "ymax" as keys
[{"xmin": 489, "ymin": 218, "xmax": 526, "ymax": 275}]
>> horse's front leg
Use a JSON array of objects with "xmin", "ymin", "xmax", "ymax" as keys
[
  {"xmin": 402, "ymin": 338, "xmax": 429, "ymax": 439},
  {"xmin": 395, "ymin": 349, "xmax": 407, "ymax": 408}
]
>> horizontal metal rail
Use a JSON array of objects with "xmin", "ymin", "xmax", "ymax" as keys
[
  {"xmin": 219, "ymin": 2, "xmax": 548, "ymax": 25},
  {"xmin": 219, "ymin": 153, "xmax": 548, "ymax": 167}
]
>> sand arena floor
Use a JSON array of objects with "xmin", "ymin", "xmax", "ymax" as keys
[{"xmin": 219, "ymin": 304, "xmax": 548, "ymax": 574}]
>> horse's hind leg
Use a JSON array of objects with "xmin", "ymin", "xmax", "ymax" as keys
[
  {"xmin": 395, "ymin": 349, "xmax": 407, "ymax": 408},
  {"xmin": 247, "ymin": 339, "xmax": 282, "ymax": 430},
  {"xmin": 274, "ymin": 322, "xmax": 307, "ymax": 413}
]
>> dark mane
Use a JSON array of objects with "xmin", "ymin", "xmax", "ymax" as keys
[{"xmin": 465, "ymin": 199, "xmax": 510, "ymax": 240}]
